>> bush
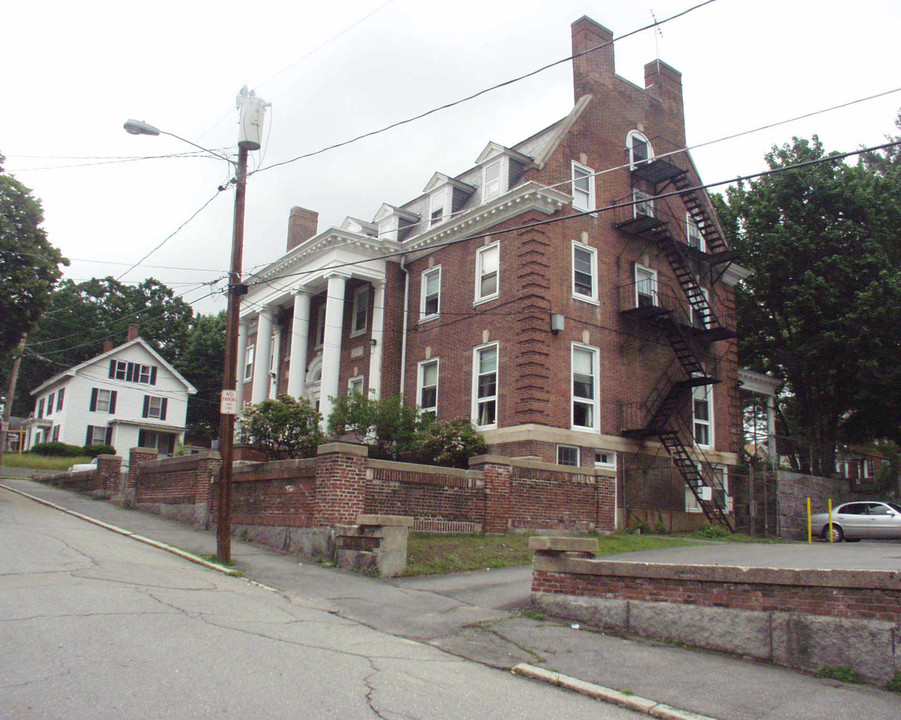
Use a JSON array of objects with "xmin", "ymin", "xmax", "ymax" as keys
[
  {"xmin": 413, "ymin": 417, "xmax": 488, "ymax": 468},
  {"xmin": 328, "ymin": 393, "xmax": 418, "ymax": 460},
  {"xmin": 241, "ymin": 395, "xmax": 324, "ymax": 460},
  {"xmin": 29, "ymin": 441, "xmax": 84, "ymax": 457},
  {"xmin": 83, "ymin": 444, "xmax": 116, "ymax": 458},
  {"xmin": 693, "ymin": 523, "xmax": 732, "ymax": 539}
]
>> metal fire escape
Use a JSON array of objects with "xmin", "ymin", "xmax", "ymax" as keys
[{"xmin": 615, "ymin": 140, "xmax": 735, "ymax": 530}]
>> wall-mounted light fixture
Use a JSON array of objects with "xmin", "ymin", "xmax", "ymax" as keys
[{"xmin": 550, "ymin": 313, "xmax": 565, "ymax": 335}]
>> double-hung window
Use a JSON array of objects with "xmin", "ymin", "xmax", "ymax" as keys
[
  {"xmin": 417, "ymin": 359, "xmax": 439, "ymax": 417},
  {"xmin": 429, "ymin": 190, "xmax": 446, "ymax": 227},
  {"xmin": 351, "ymin": 286, "xmax": 369, "ymax": 336},
  {"xmin": 627, "ymin": 131, "xmax": 652, "ymax": 169},
  {"xmin": 56, "ymin": 388, "xmax": 65, "ymax": 411},
  {"xmin": 482, "ymin": 159, "xmax": 502, "ymax": 202},
  {"xmin": 143, "ymin": 396, "xmax": 168, "ymax": 421},
  {"xmin": 90, "ymin": 388, "xmax": 117, "ymax": 414},
  {"xmin": 692, "ymin": 384, "xmax": 713, "ymax": 447},
  {"xmin": 686, "ymin": 214, "xmax": 705, "ymax": 252},
  {"xmin": 572, "ymin": 242, "xmax": 598, "ymax": 302},
  {"xmin": 243, "ymin": 346, "xmax": 255, "ymax": 382},
  {"xmin": 347, "ymin": 376, "xmax": 364, "ymax": 395},
  {"xmin": 421, "ymin": 267, "xmax": 441, "ymax": 321},
  {"xmin": 46, "ymin": 393, "xmax": 54, "ymax": 416},
  {"xmin": 475, "ymin": 243, "xmax": 499, "ymax": 303},
  {"xmin": 571, "ymin": 344, "xmax": 598, "ymax": 430},
  {"xmin": 691, "ymin": 287, "xmax": 712, "ymax": 329},
  {"xmin": 633, "ymin": 189, "xmax": 655, "ymax": 219},
  {"xmin": 571, "ymin": 161, "xmax": 595, "ymax": 212},
  {"xmin": 37, "ymin": 398, "xmax": 45, "ymax": 418},
  {"xmin": 472, "ymin": 343, "xmax": 498, "ymax": 428},
  {"xmin": 634, "ymin": 264, "xmax": 658, "ymax": 308}
]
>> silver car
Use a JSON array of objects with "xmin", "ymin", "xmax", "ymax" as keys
[{"xmin": 813, "ymin": 501, "xmax": 901, "ymax": 542}]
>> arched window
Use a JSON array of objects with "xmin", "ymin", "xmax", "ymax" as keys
[{"xmin": 627, "ymin": 130, "xmax": 653, "ymax": 169}]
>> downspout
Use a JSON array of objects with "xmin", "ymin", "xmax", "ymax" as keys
[{"xmin": 399, "ymin": 256, "xmax": 410, "ymax": 399}]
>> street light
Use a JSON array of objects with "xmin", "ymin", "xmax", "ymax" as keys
[{"xmin": 125, "ymin": 87, "xmax": 267, "ymax": 563}]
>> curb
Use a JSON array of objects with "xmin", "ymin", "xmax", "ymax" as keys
[
  {"xmin": 0, "ymin": 483, "xmax": 241, "ymax": 578},
  {"xmin": 511, "ymin": 664, "xmax": 718, "ymax": 720}
]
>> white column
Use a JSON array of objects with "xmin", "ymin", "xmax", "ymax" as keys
[
  {"xmin": 367, "ymin": 279, "xmax": 386, "ymax": 399},
  {"xmin": 287, "ymin": 289, "xmax": 311, "ymax": 400},
  {"xmin": 318, "ymin": 273, "xmax": 348, "ymax": 424},
  {"xmin": 235, "ymin": 320, "xmax": 249, "ymax": 418},
  {"xmin": 251, "ymin": 309, "xmax": 274, "ymax": 405},
  {"xmin": 767, "ymin": 395, "xmax": 777, "ymax": 472},
  {"xmin": 268, "ymin": 323, "xmax": 281, "ymax": 399}
]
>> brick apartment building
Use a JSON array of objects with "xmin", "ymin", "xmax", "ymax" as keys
[{"xmin": 237, "ymin": 16, "xmax": 746, "ymax": 529}]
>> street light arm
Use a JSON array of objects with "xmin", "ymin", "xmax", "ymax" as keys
[{"xmin": 123, "ymin": 119, "xmax": 234, "ymax": 165}]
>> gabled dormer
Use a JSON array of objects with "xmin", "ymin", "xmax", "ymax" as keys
[
  {"xmin": 373, "ymin": 203, "xmax": 420, "ymax": 242},
  {"xmin": 340, "ymin": 216, "xmax": 378, "ymax": 237},
  {"xmin": 475, "ymin": 142, "xmax": 533, "ymax": 203},
  {"xmin": 423, "ymin": 173, "xmax": 475, "ymax": 227}
]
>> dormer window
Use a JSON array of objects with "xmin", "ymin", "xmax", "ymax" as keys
[
  {"xmin": 429, "ymin": 191, "xmax": 446, "ymax": 226},
  {"xmin": 627, "ymin": 130, "xmax": 653, "ymax": 169},
  {"xmin": 482, "ymin": 159, "xmax": 502, "ymax": 201}
]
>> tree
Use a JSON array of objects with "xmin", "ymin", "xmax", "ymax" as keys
[
  {"xmin": 7, "ymin": 276, "xmax": 193, "ymax": 416},
  {"xmin": 240, "ymin": 395, "xmax": 324, "ymax": 460},
  {"xmin": 176, "ymin": 312, "xmax": 226, "ymax": 440},
  {"xmin": 0, "ymin": 154, "xmax": 66, "ymax": 361},
  {"xmin": 327, "ymin": 392, "xmax": 419, "ymax": 460},
  {"xmin": 722, "ymin": 131, "xmax": 901, "ymax": 474}
]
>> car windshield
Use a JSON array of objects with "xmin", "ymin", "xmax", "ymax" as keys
[{"xmin": 888, "ymin": 502, "xmax": 901, "ymax": 514}]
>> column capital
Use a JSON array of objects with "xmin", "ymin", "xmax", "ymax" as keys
[
  {"xmin": 257, "ymin": 307, "xmax": 274, "ymax": 321},
  {"xmin": 291, "ymin": 285, "xmax": 314, "ymax": 297},
  {"xmin": 323, "ymin": 270, "xmax": 352, "ymax": 282}
]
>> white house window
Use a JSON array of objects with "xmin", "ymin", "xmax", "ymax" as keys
[
  {"xmin": 143, "ymin": 395, "xmax": 168, "ymax": 421},
  {"xmin": 473, "ymin": 343, "xmax": 498, "ymax": 428},
  {"xmin": 112, "ymin": 360, "xmax": 128, "ymax": 380},
  {"xmin": 37, "ymin": 398, "xmax": 45, "ymax": 418},
  {"xmin": 693, "ymin": 384, "xmax": 713, "ymax": 447},
  {"xmin": 56, "ymin": 388, "xmax": 64, "ymax": 411},
  {"xmin": 417, "ymin": 359, "xmax": 439, "ymax": 417},
  {"xmin": 557, "ymin": 445, "xmax": 580, "ymax": 467},
  {"xmin": 691, "ymin": 287, "xmax": 712, "ymax": 329},
  {"xmin": 348, "ymin": 376, "xmax": 364, "ymax": 395},
  {"xmin": 572, "ymin": 344, "xmax": 598, "ymax": 430},
  {"xmin": 138, "ymin": 365, "xmax": 153, "ymax": 384},
  {"xmin": 86, "ymin": 425, "xmax": 109, "ymax": 446},
  {"xmin": 269, "ymin": 332, "xmax": 279, "ymax": 372},
  {"xmin": 627, "ymin": 130, "xmax": 652, "ymax": 169},
  {"xmin": 572, "ymin": 243, "xmax": 597, "ymax": 302},
  {"xmin": 633, "ymin": 189, "xmax": 655, "ymax": 219},
  {"xmin": 243, "ymin": 346, "xmax": 255, "ymax": 382},
  {"xmin": 351, "ymin": 286, "xmax": 369, "ymax": 337},
  {"xmin": 316, "ymin": 305, "xmax": 327, "ymax": 347},
  {"xmin": 594, "ymin": 450, "xmax": 617, "ymax": 471},
  {"xmin": 686, "ymin": 214, "xmax": 705, "ymax": 252},
  {"xmin": 46, "ymin": 393, "xmax": 54, "ymax": 416},
  {"xmin": 90, "ymin": 388, "xmax": 116, "ymax": 414},
  {"xmin": 421, "ymin": 267, "xmax": 441, "ymax": 321},
  {"xmin": 482, "ymin": 159, "xmax": 502, "ymax": 202},
  {"xmin": 634, "ymin": 264, "xmax": 658, "ymax": 308},
  {"xmin": 429, "ymin": 190, "xmax": 446, "ymax": 226},
  {"xmin": 475, "ymin": 243, "xmax": 499, "ymax": 303},
  {"xmin": 571, "ymin": 161, "xmax": 595, "ymax": 212},
  {"xmin": 109, "ymin": 360, "xmax": 156, "ymax": 384},
  {"xmin": 687, "ymin": 466, "xmax": 729, "ymax": 513}
]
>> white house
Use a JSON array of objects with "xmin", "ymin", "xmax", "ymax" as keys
[{"xmin": 24, "ymin": 336, "xmax": 196, "ymax": 457}]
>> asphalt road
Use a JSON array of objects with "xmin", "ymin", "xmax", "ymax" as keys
[{"xmin": 0, "ymin": 488, "xmax": 642, "ymax": 720}]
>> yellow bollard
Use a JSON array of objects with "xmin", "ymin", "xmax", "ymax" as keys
[
  {"xmin": 828, "ymin": 498, "xmax": 833, "ymax": 543},
  {"xmin": 807, "ymin": 498, "xmax": 812, "ymax": 543}
]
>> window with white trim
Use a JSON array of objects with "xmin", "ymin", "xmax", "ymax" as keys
[
  {"xmin": 634, "ymin": 264, "xmax": 658, "ymax": 308},
  {"xmin": 571, "ymin": 161, "xmax": 595, "ymax": 212},
  {"xmin": 417, "ymin": 359, "xmax": 439, "ymax": 417},
  {"xmin": 572, "ymin": 344, "xmax": 598, "ymax": 431},
  {"xmin": 56, "ymin": 388, "xmax": 64, "ymax": 411},
  {"xmin": 475, "ymin": 243, "xmax": 499, "ymax": 303},
  {"xmin": 472, "ymin": 343, "xmax": 498, "ymax": 428},
  {"xmin": 348, "ymin": 376, "xmax": 364, "ymax": 395},
  {"xmin": 86, "ymin": 425, "xmax": 108, "ymax": 446},
  {"xmin": 633, "ymin": 189, "xmax": 655, "ymax": 219},
  {"xmin": 429, "ymin": 190, "xmax": 446, "ymax": 226},
  {"xmin": 46, "ymin": 393, "xmax": 54, "ymax": 416},
  {"xmin": 693, "ymin": 384, "xmax": 713, "ymax": 447},
  {"xmin": 91, "ymin": 389, "xmax": 115, "ymax": 414},
  {"xmin": 421, "ymin": 267, "xmax": 441, "ymax": 321},
  {"xmin": 315, "ymin": 305, "xmax": 327, "ymax": 347},
  {"xmin": 351, "ymin": 286, "xmax": 369, "ymax": 336},
  {"xmin": 691, "ymin": 286, "xmax": 712, "ymax": 329},
  {"xmin": 482, "ymin": 159, "xmax": 502, "ymax": 202},
  {"xmin": 594, "ymin": 450, "xmax": 617, "ymax": 471},
  {"xmin": 686, "ymin": 465, "xmax": 729, "ymax": 513},
  {"xmin": 686, "ymin": 214, "xmax": 705, "ymax": 252},
  {"xmin": 557, "ymin": 445, "xmax": 580, "ymax": 467},
  {"xmin": 627, "ymin": 131, "xmax": 653, "ymax": 169},
  {"xmin": 572, "ymin": 242, "xmax": 597, "ymax": 302},
  {"xmin": 243, "ymin": 346, "xmax": 255, "ymax": 382},
  {"xmin": 144, "ymin": 396, "xmax": 166, "ymax": 420}
]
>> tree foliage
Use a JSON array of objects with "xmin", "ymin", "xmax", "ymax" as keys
[
  {"xmin": 177, "ymin": 311, "xmax": 226, "ymax": 439},
  {"xmin": 240, "ymin": 395, "xmax": 324, "ymax": 460},
  {"xmin": 722, "ymin": 127, "xmax": 901, "ymax": 474},
  {"xmin": 328, "ymin": 392, "xmax": 419, "ymax": 459},
  {"xmin": 0, "ymin": 154, "xmax": 66, "ymax": 362}
]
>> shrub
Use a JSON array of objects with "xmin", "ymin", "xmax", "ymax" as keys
[
  {"xmin": 693, "ymin": 523, "xmax": 732, "ymax": 539},
  {"xmin": 328, "ymin": 392, "xmax": 418, "ymax": 460},
  {"xmin": 241, "ymin": 395, "xmax": 324, "ymax": 460},
  {"xmin": 413, "ymin": 417, "xmax": 488, "ymax": 468},
  {"xmin": 83, "ymin": 444, "xmax": 116, "ymax": 458},
  {"xmin": 29, "ymin": 441, "xmax": 84, "ymax": 457}
]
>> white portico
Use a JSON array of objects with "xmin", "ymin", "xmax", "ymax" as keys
[{"xmin": 239, "ymin": 210, "xmax": 398, "ymax": 426}]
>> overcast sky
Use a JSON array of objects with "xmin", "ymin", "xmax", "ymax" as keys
[{"xmin": 4, "ymin": 0, "xmax": 899, "ymax": 317}]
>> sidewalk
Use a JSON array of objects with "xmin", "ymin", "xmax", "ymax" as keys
[{"xmin": 2, "ymin": 476, "xmax": 899, "ymax": 720}]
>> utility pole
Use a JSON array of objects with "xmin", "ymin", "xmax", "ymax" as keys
[{"xmin": 217, "ymin": 88, "xmax": 267, "ymax": 564}]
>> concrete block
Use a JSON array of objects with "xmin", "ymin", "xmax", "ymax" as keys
[
  {"xmin": 532, "ymin": 593, "xmax": 629, "ymax": 630},
  {"xmin": 356, "ymin": 514, "xmax": 415, "ymax": 528},
  {"xmin": 529, "ymin": 536, "xmax": 598, "ymax": 555}
]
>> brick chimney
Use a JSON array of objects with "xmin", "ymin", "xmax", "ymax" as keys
[
  {"xmin": 287, "ymin": 207, "xmax": 319, "ymax": 252},
  {"xmin": 571, "ymin": 16, "xmax": 615, "ymax": 101},
  {"xmin": 127, "ymin": 324, "xmax": 140, "ymax": 341},
  {"xmin": 103, "ymin": 340, "xmax": 114, "ymax": 353}
]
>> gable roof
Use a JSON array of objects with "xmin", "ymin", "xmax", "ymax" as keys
[{"xmin": 31, "ymin": 337, "xmax": 197, "ymax": 396}]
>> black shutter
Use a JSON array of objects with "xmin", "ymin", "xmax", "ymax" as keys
[
  {"xmin": 109, "ymin": 391, "xmax": 117, "ymax": 414},
  {"xmin": 150, "ymin": 366, "xmax": 157, "ymax": 385},
  {"xmin": 89, "ymin": 388, "xmax": 98, "ymax": 411},
  {"xmin": 109, "ymin": 359, "xmax": 115, "ymax": 378},
  {"xmin": 85, "ymin": 426, "xmax": 92, "ymax": 445},
  {"xmin": 160, "ymin": 398, "xmax": 168, "ymax": 421},
  {"xmin": 105, "ymin": 426, "xmax": 113, "ymax": 445},
  {"xmin": 126, "ymin": 363, "xmax": 134, "ymax": 383},
  {"xmin": 142, "ymin": 396, "xmax": 149, "ymax": 418},
  {"xmin": 57, "ymin": 388, "xmax": 64, "ymax": 411}
]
